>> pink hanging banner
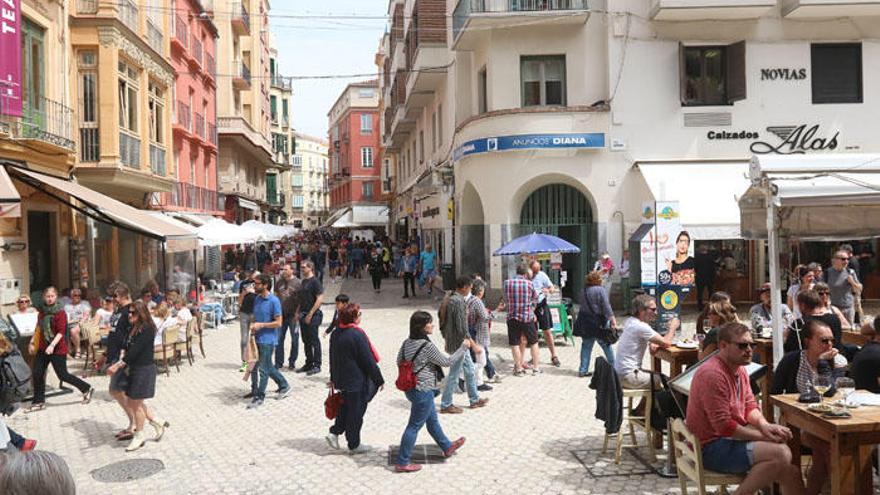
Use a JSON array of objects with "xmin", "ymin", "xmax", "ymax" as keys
[{"xmin": 0, "ymin": 0, "xmax": 22, "ymax": 117}]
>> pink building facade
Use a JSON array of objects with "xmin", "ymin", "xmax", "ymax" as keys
[{"xmin": 156, "ymin": 0, "xmax": 221, "ymax": 216}]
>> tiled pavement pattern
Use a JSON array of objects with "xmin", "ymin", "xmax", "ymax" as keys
[{"xmin": 8, "ymin": 277, "xmax": 877, "ymax": 494}]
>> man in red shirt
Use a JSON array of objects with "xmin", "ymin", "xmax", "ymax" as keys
[{"xmin": 686, "ymin": 322, "xmax": 804, "ymax": 494}]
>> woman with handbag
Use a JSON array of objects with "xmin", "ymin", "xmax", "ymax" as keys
[
  {"xmin": 394, "ymin": 311, "xmax": 469, "ymax": 473},
  {"xmin": 27, "ymin": 287, "xmax": 94, "ymax": 413},
  {"xmin": 573, "ymin": 271, "xmax": 617, "ymax": 378}
]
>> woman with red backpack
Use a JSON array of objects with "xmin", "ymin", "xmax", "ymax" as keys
[{"xmin": 393, "ymin": 311, "xmax": 469, "ymax": 473}]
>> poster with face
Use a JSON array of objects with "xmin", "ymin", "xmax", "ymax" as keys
[{"xmin": 640, "ymin": 201, "xmax": 690, "ymax": 286}]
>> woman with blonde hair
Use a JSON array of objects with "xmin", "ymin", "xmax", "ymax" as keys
[
  {"xmin": 152, "ymin": 302, "xmax": 177, "ymax": 348},
  {"xmin": 698, "ymin": 299, "xmax": 739, "ymax": 359},
  {"xmin": 573, "ymin": 271, "xmax": 618, "ymax": 377}
]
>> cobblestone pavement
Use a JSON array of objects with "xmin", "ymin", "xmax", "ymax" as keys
[{"xmin": 3, "ymin": 277, "xmax": 776, "ymax": 494}]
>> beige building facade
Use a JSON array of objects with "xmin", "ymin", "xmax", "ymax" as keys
[{"xmin": 291, "ymin": 133, "xmax": 329, "ymax": 229}]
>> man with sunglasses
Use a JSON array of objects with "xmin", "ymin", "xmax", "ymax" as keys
[
  {"xmin": 247, "ymin": 274, "xmax": 290, "ymax": 409},
  {"xmin": 687, "ymin": 322, "xmax": 805, "ymax": 494},
  {"xmin": 614, "ymin": 294, "xmax": 678, "ymax": 389},
  {"xmin": 826, "ymin": 250, "xmax": 862, "ymax": 327}
]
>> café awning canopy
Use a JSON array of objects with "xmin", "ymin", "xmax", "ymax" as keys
[
  {"xmin": 241, "ymin": 220, "xmax": 296, "ymax": 240},
  {"xmin": 636, "ymin": 160, "xmax": 751, "ymax": 240},
  {"xmin": 197, "ymin": 219, "xmax": 264, "ymax": 247},
  {"xmin": 0, "ymin": 166, "xmax": 22, "ymax": 218},
  {"xmin": 6, "ymin": 165, "xmax": 198, "ymax": 252}
]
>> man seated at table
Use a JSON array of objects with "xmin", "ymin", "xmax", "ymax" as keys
[
  {"xmin": 614, "ymin": 294, "xmax": 677, "ymax": 390},
  {"xmin": 749, "ymin": 282, "xmax": 794, "ymax": 333},
  {"xmin": 852, "ymin": 316, "xmax": 880, "ymax": 393},
  {"xmin": 687, "ymin": 322, "xmax": 805, "ymax": 494}
]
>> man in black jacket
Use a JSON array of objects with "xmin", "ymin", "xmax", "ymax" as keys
[{"xmin": 852, "ymin": 317, "xmax": 880, "ymax": 393}]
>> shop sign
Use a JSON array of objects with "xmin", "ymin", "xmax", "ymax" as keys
[
  {"xmin": 454, "ymin": 133, "xmax": 606, "ymax": 160},
  {"xmin": 707, "ymin": 130, "xmax": 759, "ymax": 140},
  {"xmin": 0, "ymin": 0, "xmax": 22, "ymax": 117},
  {"xmin": 750, "ymin": 124, "xmax": 839, "ymax": 155},
  {"xmin": 422, "ymin": 206, "xmax": 440, "ymax": 218},
  {"xmin": 760, "ymin": 68, "xmax": 807, "ymax": 81}
]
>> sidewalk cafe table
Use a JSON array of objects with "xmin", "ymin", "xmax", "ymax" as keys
[
  {"xmin": 651, "ymin": 346, "xmax": 698, "ymax": 378},
  {"xmin": 842, "ymin": 330, "xmax": 868, "ymax": 347},
  {"xmin": 772, "ymin": 393, "xmax": 880, "ymax": 495}
]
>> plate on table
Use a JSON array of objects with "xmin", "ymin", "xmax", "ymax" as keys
[
  {"xmin": 674, "ymin": 341, "xmax": 698, "ymax": 349},
  {"xmin": 806, "ymin": 403, "xmax": 832, "ymax": 413}
]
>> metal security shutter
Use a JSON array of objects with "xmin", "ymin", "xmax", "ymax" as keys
[{"xmin": 811, "ymin": 43, "xmax": 862, "ymax": 104}]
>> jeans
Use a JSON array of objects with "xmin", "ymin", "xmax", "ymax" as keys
[
  {"xmin": 397, "ymin": 389, "xmax": 452, "ymax": 465},
  {"xmin": 329, "ymin": 389, "xmax": 368, "ymax": 450},
  {"xmin": 440, "ymin": 351, "xmax": 479, "ymax": 409},
  {"xmin": 403, "ymin": 272, "xmax": 416, "ymax": 297},
  {"xmin": 300, "ymin": 310, "xmax": 323, "ymax": 370},
  {"xmin": 32, "ymin": 353, "xmax": 91, "ymax": 404},
  {"xmin": 250, "ymin": 343, "xmax": 289, "ymax": 400},
  {"xmin": 579, "ymin": 337, "xmax": 615, "ymax": 374},
  {"xmin": 200, "ymin": 302, "xmax": 226, "ymax": 324},
  {"xmin": 239, "ymin": 313, "xmax": 252, "ymax": 362},
  {"xmin": 275, "ymin": 316, "xmax": 299, "ymax": 368},
  {"xmin": 371, "ymin": 272, "xmax": 382, "ymax": 290}
]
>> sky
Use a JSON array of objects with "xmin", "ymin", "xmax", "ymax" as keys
[{"xmin": 270, "ymin": 1, "xmax": 388, "ymax": 139}]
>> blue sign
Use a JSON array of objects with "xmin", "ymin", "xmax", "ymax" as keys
[{"xmin": 453, "ymin": 133, "xmax": 606, "ymax": 160}]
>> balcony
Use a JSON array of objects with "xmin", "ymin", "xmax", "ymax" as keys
[
  {"xmin": 0, "ymin": 93, "xmax": 75, "ymax": 152},
  {"xmin": 782, "ymin": 0, "xmax": 880, "ymax": 17},
  {"xmin": 206, "ymin": 122, "xmax": 218, "ymax": 148},
  {"xmin": 194, "ymin": 112, "xmax": 205, "ymax": 141},
  {"xmin": 217, "ymin": 116, "xmax": 273, "ymax": 158},
  {"xmin": 651, "ymin": 0, "xmax": 776, "ymax": 20},
  {"xmin": 452, "ymin": 0, "xmax": 589, "ymax": 50},
  {"xmin": 271, "ymin": 74, "xmax": 292, "ymax": 90},
  {"xmin": 147, "ymin": 20, "xmax": 163, "ymax": 54},
  {"xmin": 119, "ymin": 0, "xmax": 139, "ymax": 34},
  {"xmin": 190, "ymin": 36, "xmax": 203, "ymax": 68},
  {"xmin": 231, "ymin": 2, "xmax": 250, "ymax": 35},
  {"xmin": 205, "ymin": 53, "xmax": 217, "ymax": 82},
  {"xmin": 174, "ymin": 101, "xmax": 191, "ymax": 133},
  {"xmin": 267, "ymin": 190, "xmax": 284, "ymax": 208},
  {"xmin": 405, "ymin": 3, "xmax": 448, "ymax": 109},
  {"xmin": 157, "ymin": 182, "xmax": 220, "ymax": 212},
  {"xmin": 172, "ymin": 15, "xmax": 188, "ymax": 51},
  {"xmin": 119, "ymin": 131, "xmax": 141, "ymax": 169},
  {"xmin": 149, "ymin": 143, "xmax": 166, "ymax": 176},
  {"xmin": 76, "ymin": 0, "xmax": 98, "ymax": 14},
  {"xmin": 232, "ymin": 60, "xmax": 251, "ymax": 89}
]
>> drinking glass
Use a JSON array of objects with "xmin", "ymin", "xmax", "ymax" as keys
[
  {"xmin": 814, "ymin": 375, "xmax": 832, "ymax": 406},
  {"xmin": 835, "ymin": 377, "xmax": 855, "ymax": 408}
]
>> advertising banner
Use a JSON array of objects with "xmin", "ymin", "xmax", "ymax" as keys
[{"xmin": 0, "ymin": 0, "xmax": 22, "ymax": 117}]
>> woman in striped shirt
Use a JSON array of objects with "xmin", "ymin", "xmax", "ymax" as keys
[{"xmin": 394, "ymin": 311, "xmax": 469, "ymax": 473}]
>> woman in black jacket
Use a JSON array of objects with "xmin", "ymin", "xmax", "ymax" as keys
[
  {"xmin": 771, "ymin": 319, "xmax": 844, "ymax": 495},
  {"xmin": 107, "ymin": 300, "xmax": 168, "ymax": 452},
  {"xmin": 326, "ymin": 303, "xmax": 384, "ymax": 454},
  {"xmin": 367, "ymin": 247, "xmax": 384, "ymax": 292}
]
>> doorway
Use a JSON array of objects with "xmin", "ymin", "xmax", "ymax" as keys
[{"xmin": 27, "ymin": 211, "xmax": 53, "ymax": 294}]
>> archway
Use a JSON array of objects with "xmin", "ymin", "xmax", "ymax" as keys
[
  {"xmin": 519, "ymin": 183, "xmax": 594, "ymax": 300},
  {"xmin": 459, "ymin": 182, "xmax": 487, "ymax": 280}
]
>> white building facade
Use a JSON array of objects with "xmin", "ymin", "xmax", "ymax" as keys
[
  {"xmin": 443, "ymin": 0, "xmax": 880, "ymax": 300},
  {"xmin": 292, "ymin": 132, "xmax": 330, "ymax": 229}
]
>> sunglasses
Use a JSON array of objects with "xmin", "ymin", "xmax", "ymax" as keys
[
  {"xmin": 817, "ymin": 338, "xmax": 834, "ymax": 344},
  {"xmin": 646, "ymin": 307, "xmax": 658, "ymax": 312},
  {"xmin": 16, "ymin": 300, "xmax": 28, "ymax": 304},
  {"xmin": 817, "ymin": 291, "xmax": 829, "ymax": 296},
  {"xmin": 836, "ymin": 256, "xmax": 850, "ymax": 261},
  {"xmin": 731, "ymin": 341, "xmax": 758, "ymax": 351}
]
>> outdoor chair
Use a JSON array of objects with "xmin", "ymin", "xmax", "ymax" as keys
[
  {"xmin": 155, "ymin": 325, "xmax": 180, "ymax": 376},
  {"xmin": 175, "ymin": 318, "xmax": 200, "ymax": 366},
  {"xmin": 670, "ymin": 418, "xmax": 745, "ymax": 495},
  {"xmin": 195, "ymin": 313, "xmax": 206, "ymax": 358},
  {"xmin": 80, "ymin": 321, "xmax": 103, "ymax": 373},
  {"xmin": 602, "ymin": 384, "xmax": 655, "ymax": 463}
]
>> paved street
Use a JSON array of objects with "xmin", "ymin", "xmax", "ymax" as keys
[{"xmin": 10, "ymin": 278, "xmax": 690, "ymax": 494}]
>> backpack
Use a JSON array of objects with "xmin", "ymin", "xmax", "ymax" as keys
[
  {"xmin": 395, "ymin": 342, "xmax": 428, "ymax": 392},
  {"xmin": 0, "ymin": 349, "xmax": 32, "ymax": 415}
]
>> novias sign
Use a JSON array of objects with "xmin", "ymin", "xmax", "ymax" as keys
[{"xmin": 749, "ymin": 125, "xmax": 839, "ymax": 155}]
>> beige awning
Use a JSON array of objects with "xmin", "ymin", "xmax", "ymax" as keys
[
  {"xmin": 0, "ymin": 166, "xmax": 21, "ymax": 218},
  {"xmin": 8, "ymin": 167, "xmax": 198, "ymax": 252}
]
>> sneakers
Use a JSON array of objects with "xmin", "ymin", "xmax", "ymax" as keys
[
  {"xmin": 513, "ymin": 369, "xmax": 526, "ymax": 377},
  {"xmin": 439, "ymin": 405, "xmax": 463, "ymax": 414},
  {"xmin": 125, "ymin": 430, "xmax": 146, "ymax": 452},
  {"xmin": 246, "ymin": 398, "xmax": 264, "ymax": 409},
  {"xmin": 348, "ymin": 444, "xmax": 373, "ymax": 455},
  {"xmin": 150, "ymin": 420, "xmax": 169, "ymax": 441},
  {"xmin": 325, "ymin": 433, "xmax": 340, "ymax": 450},
  {"xmin": 242, "ymin": 392, "xmax": 255, "ymax": 400},
  {"xmin": 394, "ymin": 464, "xmax": 422, "ymax": 473},
  {"xmin": 487, "ymin": 374, "xmax": 503, "ymax": 383},
  {"xmin": 578, "ymin": 371, "xmax": 593, "ymax": 378},
  {"xmin": 20, "ymin": 439, "xmax": 37, "ymax": 452},
  {"xmin": 444, "ymin": 437, "xmax": 466, "ymax": 457},
  {"xmin": 530, "ymin": 368, "xmax": 543, "ymax": 375},
  {"xmin": 468, "ymin": 398, "xmax": 489, "ymax": 409},
  {"xmin": 306, "ymin": 367, "xmax": 321, "ymax": 376},
  {"xmin": 295, "ymin": 366, "xmax": 311, "ymax": 373},
  {"xmin": 276, "ymin": 387, "xmax": 291, "ymax": 400},
  {"xmin": 477, "ymin": 384, "xmax": 493, "ymax": 392}
]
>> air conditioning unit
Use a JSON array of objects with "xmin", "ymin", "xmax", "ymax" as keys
[{"xmin": 0, "ymin": 278, "xmax": 22, "ymax": 305}]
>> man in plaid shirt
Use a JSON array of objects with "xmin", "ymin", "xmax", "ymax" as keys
[{"xmin": 503, "ymin": 263, "xmax": 541, "ymax": 376}]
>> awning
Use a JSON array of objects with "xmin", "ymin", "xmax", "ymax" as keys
[
  {"xmin": 323, "ymin": 207, "xmax": 351, "ymax": 228},
  {"xmin": 636, "ymin": 161, "xmax": 751, "ymax": 240},
  {"xmin": 241, "ymin": 220, "xmax": 296, "ymax": 240},
  {"xmin": 170, "ymin": 212, "xmax": 220, "ymax": 227},
  {"xmin": 7, "ymin": 166, "xmax": 198, "ymax": 252},
  {"xmin": 352, "ymin": 205, "xmax": 389, "ymax": 226},
  {"xmin": 238, "ymin": 197, "xmax": 260, "ymax": 211},
  {"xmin": 0, "ymin": 166, "xmax": 21, "ymax": 218},
  {"xmin": 197, "ymin": 218, "xmax": 264, "ymax": 246},
  {"xmin": 149, "ymin": 212, "xmax": 200, "ymax": 235}
]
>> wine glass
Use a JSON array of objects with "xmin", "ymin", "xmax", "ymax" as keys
[
  {"xmin": 814, "ymin": 374, "xmax": 832, "ymax": 406},
  {"xmin": 835, "ymin": 377, "xmax": 855, "ymax": 408}
]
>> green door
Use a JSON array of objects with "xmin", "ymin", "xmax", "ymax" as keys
[
  {"xmin": 21, "ymin": 19, "xmax": 45, "ymax": 135},
  {"xmin": 519, "ymin": 183, "xmax": 594, "ymax": 302}
]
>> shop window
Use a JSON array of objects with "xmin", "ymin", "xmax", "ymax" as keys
[
  {"xmin": 679, "ymin": 41, "xmax": 745, "ymax": 106},
  {"xmin": 521, "ymin": 55, "xmax": 566, "ymax": 107},
  {"xmin": 811, "ymin": 43, "xmax": 862, "ymax": 104}
]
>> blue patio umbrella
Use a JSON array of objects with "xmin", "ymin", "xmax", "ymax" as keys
[{"xmin": 492, "ymin": 232, "xmax": 581, "ymax": 256}]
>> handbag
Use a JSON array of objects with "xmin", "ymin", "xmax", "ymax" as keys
[
  {"xmin": 324, "ymin": 388, "xmax": 343, "ymax": 420},
  {"xmin": 602, "ymin": 322, "xmax": 620, "ymax": 345}
]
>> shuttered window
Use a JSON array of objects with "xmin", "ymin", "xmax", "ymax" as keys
[
  {"xmin": 811, "ymin": 43, "xmax": 862, "ymax": 104},
  {"xmin": 680, "ymin": 41, "xmax": 746, "ymax": 106}
]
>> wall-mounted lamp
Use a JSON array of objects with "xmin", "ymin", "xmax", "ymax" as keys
[{"xmin": 1, "ymin": 242, "xmax": 26, "ymax": 252}]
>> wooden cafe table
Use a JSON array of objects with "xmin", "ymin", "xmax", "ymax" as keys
[
  {"xmin": 752, "ymin": 338, "xmax": 775, "ymax": 418},
  {"xmin": 772, "ymin": 393, "xmax": 880, "ymax": 495},
  {"xmin": 842, "ymin": 330, "xmax": 868, "ymax": 347},
  {"xmin": 651, "ymin": 345, "xmax": 698, "ymax": 378}
]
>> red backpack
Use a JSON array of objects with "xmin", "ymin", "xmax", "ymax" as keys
[{"xmin": 395, "ymin": 342, "xmax": 429, "ymax": 392}]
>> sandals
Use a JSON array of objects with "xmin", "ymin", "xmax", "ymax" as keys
[
  {"xmin": 116, "ymin": 430, "xmax": 134, "ymax": 441},
  {"xmin": 25, "ymin": 403, "xmax": 46, "ymax": 413},
  {"xmin": 551, "ymin": 356, "xmax": 561, "ymax": 367}
]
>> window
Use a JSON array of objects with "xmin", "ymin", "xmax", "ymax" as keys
[
  {"xmin": 118, "ymin": 60, "xmax": 139, "ymax": 132},
  {"xmin": 292, "ymin": 195, "xmax": 304, "ymax": 207},
  {"xmin": 680, "ymin": 41, "xmax": 745, "ymax": 106},
  {"xmin": 78, "ymin": 51, "xmax": 99, "ymax": 162},
  {"xmin": 811, "ymin": 43, "xmax": 862, "ymax": 104},
  {"xmin": 282, "ymin": 98, "xmax": 289, "ymax": 124},
  {"xmin": 361, "ymin": 147, "xmax": 374, "ymax": 167},
  {"xmin": 431, "ymin": 112, "xmax": 437, "ymax": 152},
  {"xmin": 358, "ymin": 88, "xmax": 375, "ymax": 98},
  {"xmin": 270, "ymin": 95, "xmax": 277, "ymax": 123},
  {"xmin": 22, "ymin": 19, "xmax": 44, "ymax": 115},
  {"xmin": 521, "ymin": 55, "xmax": 566, "ymax": 107},
  {"xmin": 478, "ymin": 66, "xmax": 488, "ymax": 113},
  {"xmin": 148, "ymin": 82, "xmax": 164, "ymax": 144},
  {"xmin": 360, "ymin": 113, "xmax": 372, "ymax": 134},
  {"xmin": 362, "ymin": 182, "xmax": 374, "ymax": 200},
  {"xmin": 437, "ymin": 104, "xmax": 443, "ymax": 144},
  {"xmin": 419, "ymin": 131, "xmax": 425, "ymax": 163},
  {"xmin": 292, "ymin": 155, "xmax": 302, "ymax": 167}
]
